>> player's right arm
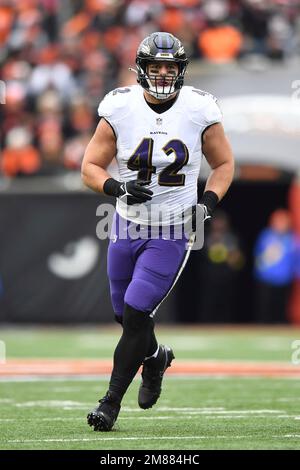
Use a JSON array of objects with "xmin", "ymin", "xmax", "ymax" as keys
[
  {"xmin": 81, "ymin": 116, "xmax": 153, "ymax": 204},
  {"xmin": 81, "ymin": 118, "xmax": 116, "ymax": 193}
]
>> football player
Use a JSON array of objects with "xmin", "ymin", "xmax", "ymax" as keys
[{"xmin": 82, "ymin": 32, "xmax": 234, "ymax": 431}]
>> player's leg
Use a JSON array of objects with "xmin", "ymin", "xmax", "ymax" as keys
[
  {"xmin": 126, "ymin": 237, "xmax": 191, "ymax": 313},
  {"xmin": 97, "ymin": 234, "xmax": 160, "ymax": 421},
  {"xmin": 87, "ymin": 303, "xmax": 155, "ymax": 432},
  {"xmin": 107, "ymin": 303, "xmax": 155, "ymax": 400},
  {"xmin": 107, "ymin": 221, "xmax": 159, "ymax": 358},
  {"xmin": 87, "ymin": 216, "xmax": 161, "ymax": 431},
  {"xmin": 145, "ymin": 330, "xmax": 159, "ymax": 359},
  {"xmin": 107, "ymin": 213, "xmax": 160, "ymax": 363},
  {"xmin": 87, "ymin": 222, "xmax": 192, "ymax": 429},
  {"xmin": 107, "ymin": 247, "xmax": 133, "ymax": 323},
  {"xmin": 126, "ymin": 237, "xmax": 192, "ymax": 409},
  {"xmin": 114, "ymin": 315, "xmax": 159, "ymax": 356},
  {"xmin": 87, "ymin": 215, "xmax": 135, "ymax": 432},
  {"xmin": 87, "ymin": 236, "xmax": 190, "ymax": 430},
  {"xmin": 109, "ymin": 215, "xmax": 161, "ymax": 357}
]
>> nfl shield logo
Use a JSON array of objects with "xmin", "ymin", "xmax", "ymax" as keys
[{"xmin": 156, "ymin": 118, "xmax": 163, "ymax": 126}]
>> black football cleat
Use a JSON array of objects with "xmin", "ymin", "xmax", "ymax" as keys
[
  {"xmin": 138, "ymin": 345, "xmax": 175, "ymax": 410},
  {"xmin": 87, "ymin": 391, "xmax": 121, "ymax": 432}
]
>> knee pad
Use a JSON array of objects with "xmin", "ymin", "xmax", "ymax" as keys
[
  {"xmin": 123, "ymin": 304, "xmax": 154, "ymax": 335},
  {"xmin": 110, "ymin": 290, "xmax": 125, "ymax": 317},
  {"xmin": 125, "ymin": 278, "xmax": 162, "ymax": 313}
]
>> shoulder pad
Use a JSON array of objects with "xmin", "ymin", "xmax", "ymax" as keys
[
  {"xmin": 97, "ymin": 86, "xmax": 135, "ymax": 123},
  {"xmin": 182, "ymin": 86, "xmax": 222, "ymax": 127}
]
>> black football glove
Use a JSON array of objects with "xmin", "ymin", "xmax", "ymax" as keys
[
  {"xmin": 118, "ymin": 180, "xmax": 153, "ymax": 205},
  {"xmin": 103, "ymin": 178, "xmax": 153, "ymax": 205},
  {"xmin": 192, "ymin": 204, "xmax": 212, "ymax": 232},
  {"xmin": 191, "ymin": 191, "xmax": 219, "ymax": 232}
]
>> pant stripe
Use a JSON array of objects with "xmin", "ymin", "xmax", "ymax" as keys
[{"xmin": 150, "ymin": 234, "xmax": 195, "ymax": 317}]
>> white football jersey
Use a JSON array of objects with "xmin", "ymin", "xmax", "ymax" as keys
[{"xmin": 98, "ymin": 85, "xmax": 222, "ymax": 226}]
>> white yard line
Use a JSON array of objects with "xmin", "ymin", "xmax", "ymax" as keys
[
  {"xmin": 5, "ymin": 434, "xmax": 300, "ymax": 444},
  {"xmin": 0, "ymin": 376, "xmax": 110, "ymax": 382},
  {"xmin": 1, "ymin": 415, "xmax": 293, "ymax": 423},
  {"xmin": 8, "ymin": 401, "xmax": 284, "ymax": 414},
  {"xmin": 5, "ymin": 435, "xmax": 249, "ymax": 444},
  {"xmin": 1, "ymin": 375, "xmax": 299, "ymax": 382}
]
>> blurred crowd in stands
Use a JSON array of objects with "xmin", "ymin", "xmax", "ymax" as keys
[
  {"xmin": 176, "ymin": 207, "xmax": 300, "ymax": 324},
  {"xmin": 0, "ymin": 0, "xmax": 300, "ymax": 177}
]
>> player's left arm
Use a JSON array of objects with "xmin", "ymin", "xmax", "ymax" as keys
[{"xmin": 202, "ymin": 122, "xmax": 234, "ymax": 201}]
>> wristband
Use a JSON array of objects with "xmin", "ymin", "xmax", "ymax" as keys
[
  {"xmin": 199, "ymin": 190, "xmax": 219, "ymax": 214},
  {"xmin": 103, "ymin": 178, "xmax": 122, "ymax": 197}
]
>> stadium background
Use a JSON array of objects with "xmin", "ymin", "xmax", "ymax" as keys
[
  {"xmin": 1, "ymin": 0, "xmax": 300, "ymax": 452},
  {"xmin": 1, "ymin": 0, "xmax": 300, "ymax": 324}
]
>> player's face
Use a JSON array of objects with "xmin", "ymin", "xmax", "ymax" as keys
[{"xmin": 146, "ymin": 61, "xmax": 179, "ymax": 87}]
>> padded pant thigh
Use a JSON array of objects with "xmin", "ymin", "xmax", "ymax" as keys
[
  {"xmin": 107, "ymin": 239, "xmax": 134, "ymax": 317},
  {"xmin": 124, "ymin": 278, "xmax": 166, "ymax": 313},
  {"xmin": 125, "ymin": 239, "xmax": 187, "ymax": 314}
]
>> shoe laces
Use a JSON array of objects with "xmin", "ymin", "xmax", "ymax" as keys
[{"xmin": 98, "ymin": 392, "xmax": 116, "ymax": 406}]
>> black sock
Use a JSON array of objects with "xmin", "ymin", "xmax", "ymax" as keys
[
  {"xmin": 108, "ymin": 304, "xmax": 154, "ymax": 402},
  {"xmin": 114, "ymin": 312, "xmax": 158, "ymax": 360},
  {"xmin": 145, "ymin": 329, "xmax": 159, "ymax": 359}
]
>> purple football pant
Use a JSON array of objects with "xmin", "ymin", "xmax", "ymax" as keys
[{"xmin": 107, "ymin": 213, "xmax": 192, "ymax": 318}]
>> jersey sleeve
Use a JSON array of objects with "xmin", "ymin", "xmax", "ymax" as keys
[
  {"xmin": 185, "ymin": 88, "xmax": 222, "ymax": 129},
  {"xmin": 97, "ymin": 93, "xmax": 114, "ymax": 121},
  {"xmin": 201, "ymin": 95, "xmax": 222, "ymax": 128},
  {"xmin": 97, "ymin": 87, "xmax": 132, "ymax": 133}
]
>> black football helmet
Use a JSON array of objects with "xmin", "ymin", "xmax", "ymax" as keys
[{"xmin": 135, "ymin": 32, "xmax": 189, "ymax": 100}]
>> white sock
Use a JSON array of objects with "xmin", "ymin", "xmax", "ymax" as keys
[{"xmin": 144, "ymin": 345, "xmax": 160, "ymax": 361}]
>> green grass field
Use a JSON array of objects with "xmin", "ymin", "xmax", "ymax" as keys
[{"xmin": 1, "ymin": 326, "xmax": 300, "ymax": 450}]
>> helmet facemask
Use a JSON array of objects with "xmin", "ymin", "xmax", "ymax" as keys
[
  {"xmin": 134, "ymin": 32, "xmax": 189, "ymax": 100},
  {"xmin": 136, "ymin": 60, "xmax": 185, "ymax": 100}
]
